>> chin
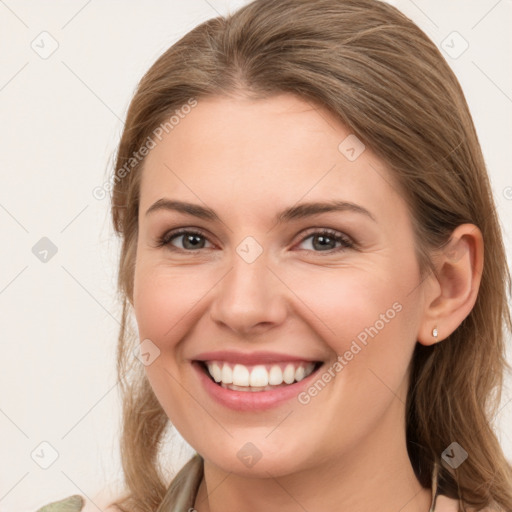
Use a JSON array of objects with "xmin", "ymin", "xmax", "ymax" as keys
[{"xmin": 201, "ymin": 439, "xmax": 314, "ymax": 478}]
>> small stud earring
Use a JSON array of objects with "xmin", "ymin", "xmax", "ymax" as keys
[{"xmin": 432, "ymin": 326, "xmax": 439, "ymax": 342}]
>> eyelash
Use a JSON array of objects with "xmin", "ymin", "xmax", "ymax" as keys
[{"xmin": 155, "ymin": 227, "xmax": 354, "ymax": 255}]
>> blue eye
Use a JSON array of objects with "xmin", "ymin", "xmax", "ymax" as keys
[{"xmin": 156, "ymin": 228, "xmax": 354, "ymax": 254}]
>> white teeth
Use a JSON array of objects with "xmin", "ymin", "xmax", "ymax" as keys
[
  {"xmin": 221, "ymin": 364, "xmax": 233, "ymax": 384},
  {"xmin": 283, "ymin": 363, "xmax": 295, "ymax": 384},
  {"xmin": 232, "ymin": 364, "xmax": 250, "ymax": 386},
  {"xmin": 205, "ymin": 361, "xmax": 317, "ymax": 390},
  {"xmin": 210, "ymin": 362, "xmax": 222, "ymax": 382},
  {"xmin": 249, "ymin": 365, "xmax": 269, "ymax": 387},
  {"xmin": 268, "ymin": 365, "xmax": 283, "ymax": 385},
  {"xmin": 295, "ymin": 365, "xmax": 305, "ymax": 382}
]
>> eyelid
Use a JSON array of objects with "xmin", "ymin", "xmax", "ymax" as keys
[
  {"xmin": 297, "ymin": 226, "xmax": 352, "ymax": 241},
  {"xmin": 294, "ymin": 227, "xmax": 355, "ymax": 252},
  {"xmin": 156, "ymin": 226, "xmax": 355, "ymax": 253},
  {"xmin": 157, "ymin": 227, "xmax": 214, "ymax": 249}
]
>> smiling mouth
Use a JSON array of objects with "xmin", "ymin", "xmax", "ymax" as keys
[{"xmin": 197, "ymin": 360, "xmax": 324, "ymax": 392}]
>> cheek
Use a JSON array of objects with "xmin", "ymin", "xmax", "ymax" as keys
[
  {"xmin": 133, "ymin": 261, "xmax": 209, "ymax": 344},
  {"xmin": 132, "ymin": 262, "xmax": 209, "ymax": 429},
  {"xmin": 286, "ymin": 258, "xmax": 420, "ymax": 374},
  {"xmin": 289, "ymin": 268, "xmax": 405, "ymax": 338},
  {"xmin": 284, "ymin": 265, "xmax": 419, "ymax": 448}
]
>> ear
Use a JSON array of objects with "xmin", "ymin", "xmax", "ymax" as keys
[{"xmin": 417, "ymin": 223, "xmax": 484, "ymax": 346}]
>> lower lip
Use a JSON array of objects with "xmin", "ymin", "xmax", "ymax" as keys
[{"xmin": 192, "ymin": 361, "xmax": 323, "ymax": 411}]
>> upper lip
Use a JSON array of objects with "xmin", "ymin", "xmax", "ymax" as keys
[{"xmin": 193, "ymin": 350, "xmax": 322, "ymax": 365}]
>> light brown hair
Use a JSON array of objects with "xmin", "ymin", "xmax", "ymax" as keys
[{"xmin": 108, "ymin": 1, "xmax": 512, "ymax": 510}]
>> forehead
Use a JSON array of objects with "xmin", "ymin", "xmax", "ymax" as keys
[{"xmin": 139, "ymin": 93, "xmax": 408, "ymax": 228}]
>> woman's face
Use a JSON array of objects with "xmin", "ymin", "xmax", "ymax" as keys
[{"xmin": 133, "ymin": 93, "xmax": 430, "ymax": 477}]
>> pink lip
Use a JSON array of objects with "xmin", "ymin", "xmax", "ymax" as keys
[
  {"xmin": 192, "ymin": 350, "xmax": 321, "ymax": 365},
  {"xmin": 192, "ymin": 360, "xmax": 323, "ymax": 412}
]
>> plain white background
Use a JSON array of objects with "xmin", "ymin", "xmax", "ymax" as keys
[{"xmin": 1, "ymin": 1, "xmax": 511, "ymax": 510}]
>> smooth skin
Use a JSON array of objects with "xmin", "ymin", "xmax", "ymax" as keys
[{"xmin": 132, "ymin": 94, "xmax": 483, "ymax": 512}]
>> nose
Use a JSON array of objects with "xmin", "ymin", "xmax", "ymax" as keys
[{"xmin": 209, "ymin": 250, "xmax": 288, "ymax": 336}]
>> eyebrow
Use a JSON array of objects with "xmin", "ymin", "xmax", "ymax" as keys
[{"xmin": 145, "ymin": 198, "xmax": 376, "ymax": 223}]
